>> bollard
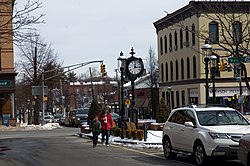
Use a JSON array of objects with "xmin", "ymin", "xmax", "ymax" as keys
[{"xmin": 144, "ymin": 123, "xmax": 148, "ymax": 141}]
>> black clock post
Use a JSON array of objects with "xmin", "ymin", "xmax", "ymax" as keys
[{"xmin": 125, "ymin": 47, "xmax": 144, "ymax": 128}]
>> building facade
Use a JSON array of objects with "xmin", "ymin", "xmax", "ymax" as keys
[
  {"xmin": 154, "ymin": 1, "xmax": 250, "ymax": 113},
  {"xmin": 0, "ymin": 0, "xmax": 17, "ymax": 119}
]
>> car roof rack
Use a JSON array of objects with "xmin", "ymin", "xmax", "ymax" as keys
[{"xmin": 174, "ymin": 104, "xmax": 224, "ymax": 109}]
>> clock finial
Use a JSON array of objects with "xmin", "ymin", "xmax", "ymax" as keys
[{"xmin": 130, "ymin": 47, "xmax": 135, "ymax": 57}]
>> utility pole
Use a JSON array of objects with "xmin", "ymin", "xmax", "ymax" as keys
[{"xmin": 89, "ymin": 67, "xmax": 95, "ymax": 101}]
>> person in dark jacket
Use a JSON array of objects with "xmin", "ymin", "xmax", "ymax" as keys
[
  {"xmin": 90, "ymin": 115, "xmax": 101, "ymax": 148},
  {"xmin": 99, "ymin": 105, "xmax": 113, "ymax": 146}
]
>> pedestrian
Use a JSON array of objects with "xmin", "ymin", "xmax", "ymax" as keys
[
  {"xmin": 99, "ymin": 105, "xmax": 113, "ymax": 146},
  {"xmin": 90, "ymin": 115, "xmax": 101, "ymax": 148}
]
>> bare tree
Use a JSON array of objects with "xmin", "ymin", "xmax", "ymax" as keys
[
  {"xmin": 15, "ymin": 35, "xmax": 61, "ymax": 124},
  {"xmin": 0, "ymin": 0, "xmax": 44, "ymax": 45},
  {"xmin": 146, "ymin": 46, "xmax": 158, "ymax": 88}
]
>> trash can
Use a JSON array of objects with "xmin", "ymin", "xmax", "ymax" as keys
[{"xmin": 2, "ymin": 115, "xmax": 9, "ymax": 126}]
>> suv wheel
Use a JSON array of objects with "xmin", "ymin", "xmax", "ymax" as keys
[
  {"xmin": 194, "ymin": 142, "xmax": 207, "ymax": 166},
  {"xmin": 163, "ymin": 137, "xmax": 177, "ymax": 159}
]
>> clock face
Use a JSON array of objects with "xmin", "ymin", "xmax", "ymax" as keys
[{"xmin": 128, "ymin": 59, "xmax": 143, "ymax": 75}]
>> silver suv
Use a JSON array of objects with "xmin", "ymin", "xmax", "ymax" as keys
[{"xmin": 162, "ymin": 105, "xmax": 250, "ymax": 166}]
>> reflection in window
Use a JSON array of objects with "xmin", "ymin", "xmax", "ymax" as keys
[
  {"xmin": 193, "ymin": 56, "xmax": 197, "ymax": 78},
  {"xmin": 209, "ymin": 21, "xmax": 219, "ymax": 43},
  {"xmin": 181, "ymin": 59, "xmax": 184, "ymax": 79},
  {"xmin": 233, "ymin": 21, "xmax": 242, "ymax": 44},
  {"xmin": 170, "ymin": 61, "xmax": 173, "ymax": 81},
  {"xmin": 165, "ymin": 62, "xmax": 168, "ymax": 81},
  {"xmin": 175, "ymin": 60, "xmax": 179, "ymax": 80},
  {"xmin": 161, "ymin": 63, "xmax": 164, "ymax": 82},
  {"xmin": 160, "ymin": 37, "xmax": 163, "ymax": 54},
  {"xmin": 164, "ymin": 35, "xmax": 167, "ymax": 53},
  {"xmin": 187, "ymin": 57, "xmax": 190, "ymax": 79}
]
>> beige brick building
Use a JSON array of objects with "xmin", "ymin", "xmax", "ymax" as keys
[
  {"xmin": 0, "ymin": 0, "xmax": 17, "ymax": 119},
  {"xmin": 154, "ymin": 1, "xmax": 250, "ymax": 113}
]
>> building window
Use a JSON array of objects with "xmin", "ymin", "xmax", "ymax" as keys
[
  {"xmin": 176, "ymin": 91, "xmax": 180, "ymax": 107},
  {"xmin": 171, "ymin": 91, "xmax": 174, "ymax": 108},
  {"xmin": 161, "ymin": 63, "xmax": 164, "ymax": 82},
  {"xmin": 174, "ymin": 31, "xmax": 178, "ymax": 50},
  {"xmin": 192, "ymin": 24, "xmax": 195, "ymax": 46},
  {"xmin": 175, "ymin": 60, "xmax": 179, "ymax": 80},
  {"xmin": 164, "ymin": 35, "xmax": 167, "ymax": 53},
  {"xmin": 187, "ymin": 57, "xmax": 190, "ymax": 79},
  {"xmin": 169, "ymin": 33, "xmax": 172, "ymax": 52},
  {"xmin": 160, "ymin": 37, "xmax": 163, "ymax": 54},
  {"xmin": 166, "ymin": 62, "xmax": 168, "ymax": 81},
  {"xmin": 162, "ymin": 91, "xmax": 165, "ymax": 101},
  {"xmin": 185, "ymin": 26, "xmax": 189, "ymax": 47},
  {"xmin": 233, "ymin": 21, "xmax": 242, "ymax": 44},
  {"xmin": 209, "ymin": 21, "xmax": 219, "ymax": 43},
  {"xmin": 170, "ymin": 61, "xmax": 173, "ymax": 81},
  {"xmin": 181, "ymin": 90, "xmax": 185, "ymax": 105},
  {"xmin": 193, "ymin": 55, "xmax": 197, "ymax": 78},
  {"xmin": 180, "ymin": 29, "xmax": 183, "ymax": 49},
  {"xmin": 181, "ymin": 58, "xmax": 184, "ymax": 80}
]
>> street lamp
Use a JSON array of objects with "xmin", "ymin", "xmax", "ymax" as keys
[
  {"xmin": 117, "ymin": 51, "xmax": 127, "ymax": 139},
  {"xmin": 202, "ymin": 42, "xmax": 217, "ymax": 104},
  {"xmin": 167, "ymin": 86, "xmax": 171, "ymax": 109}
]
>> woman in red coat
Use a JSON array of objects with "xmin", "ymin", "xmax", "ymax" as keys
[{"xmin": 99, "ymin": 105, "xmax": 113, "ymax": 146}]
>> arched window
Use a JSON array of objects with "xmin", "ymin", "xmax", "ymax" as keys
[
  {"xmin": 233, "ymin": 21, "xmax": 242, "ymax": 44},
  {"xmin": 170, "ymin": 61, "xmax": 173, "ymax": 81},
  {"xmin": 174, "ymin": 31, "xmax": 178, "ymax": 50},
  {"xmin": 169, "ymin": 33, "xmax": 172, "ymax": 52},
  {"xmin": 193, "ymin": 56, "xmax": 197, "ymax": 78},
  {"xmin": 164, "ymin": 35, "xmax": 167, "ymax": 53},
  {"xmin": 192, "ymin": 24, "xmax": 195, "ymax": 46},
  {"xmin": 160, "ymin": 37, "xmax": 163, "ymax": 54},
  {"xmin": 165, "ymin": 62, "xmax": 168, "ymax": 81},
  {"xmin": 161, "ymin": 63, "xmax": 164, "ymax": 82},
  {"xmin": 181, "ymin": 58, "xmax": 184, "ymax": 79},
  {"xmin": 187, "ymin": 57, "xmax": 190, "ymax": 79},
  {"xmin": 180, "ymin": 29, "xmax": 183, "ymax": 49},
  {"xmin": 185, "ymin": 26, "xmax": 189, "ymax": 47},
  {"xmin": 209, "ymin": 21, "xmax": 219, "ymax": 43},
  {"xmin": 175, "ymin": 60, "xmax": 179, "ymax": 80}
]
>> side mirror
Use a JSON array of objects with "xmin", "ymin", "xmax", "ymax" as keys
[{"xmin": 184, "ymin": 121, "xmax": 194, "ymax": 128}]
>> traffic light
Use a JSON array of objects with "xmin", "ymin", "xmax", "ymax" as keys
[
  {"xmin": 100, "ymin": 63, "xmax": 107, "ymax": 77},
  {"xmin": 220, "ymin": 60, "xmax": 225, "ymax": 71},
  {"xmin": 217, "ymin": 62, "xmax": 221, "ymax": 71},
  {"xmin": 224, "ymin": 62, "xmax": 228, "ymax": 71}
]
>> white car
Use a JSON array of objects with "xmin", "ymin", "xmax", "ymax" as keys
[{"xmin": 162, "ymin": 104, "xmax": 250, "ymax": 166}]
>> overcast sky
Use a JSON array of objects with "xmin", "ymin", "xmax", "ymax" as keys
[{"xmin": 28, "ymin": 0, "xmax": 191, "ymax": 77}]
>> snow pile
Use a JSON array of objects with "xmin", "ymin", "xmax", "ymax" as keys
[{"xmin": 0, "ymin": 123, "xmax": 62, "ymax": 131}]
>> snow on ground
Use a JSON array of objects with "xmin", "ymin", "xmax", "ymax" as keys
[
  {"xmin": 0, "ymin": 123, "xmax": 62, "ymax": 131},
  {"xmin": 82, "ymin": 130, "xmax": 163, "ymax": 150}
]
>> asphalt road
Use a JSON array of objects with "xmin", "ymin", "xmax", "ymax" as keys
[{"xmin": 0, "ymin": 127, "xmax": 244, "ymax": 166}]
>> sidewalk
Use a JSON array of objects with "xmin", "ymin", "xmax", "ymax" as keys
[{"xmin": 78, "ymin": 130, "xmax": 163, "ymax": 150}]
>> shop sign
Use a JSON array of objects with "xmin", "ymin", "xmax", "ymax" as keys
[{"xmin": 0, "ymin": 80, "xmax": 11, "ymax": 87}]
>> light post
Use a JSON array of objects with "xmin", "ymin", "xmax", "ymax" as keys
[
  {"xmin": 117, "ymin": 51, "xmax": 126, "ymax": 139},
  {"xmin": 202, "ymin": 42, "xmax": 217, "ymax": 104}
]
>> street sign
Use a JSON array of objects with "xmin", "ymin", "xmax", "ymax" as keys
[
  {"xmin": 125, "ymin": 99, "xmax": 131, "ymax": 105},
  {"xmin": 228, "ymin": 57, "xmax": 240, "ymax": 63},
  {"xmin": 241, "ymin": 56, "xmax": 250, "ymax": 63},
  {"xmin": 32, "ymin": 86, "xmax": 48, "ymax": 96},
  {"xmin": 0, "ymin": 80, "xmax": 11, "ymax": 87}
]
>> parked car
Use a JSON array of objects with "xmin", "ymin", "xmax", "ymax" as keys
[
  {"xmin": 162, "ymin": 104, "xmax": 250, "ymax": 166},
  {"xmin": 58, "ymin": 116, "xmax": 65, "ymax": 126},
  {"xmin": 238, "ymin": 134, "xmax": 250, "ymax": 166},
  {"xmin": 67, "ymin": 108, "xmax": 89, "ymax": 127},
  {"xmin": 44, "ymin": 115, "xmax": 54, "ymax": 123},
  {"xmin": 110, "ymin": 113, "xmax": 121, "ymax": 126},
  {"xmin": 53, "ymin": 114, "xmax": 63, "ymax": 123}
]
